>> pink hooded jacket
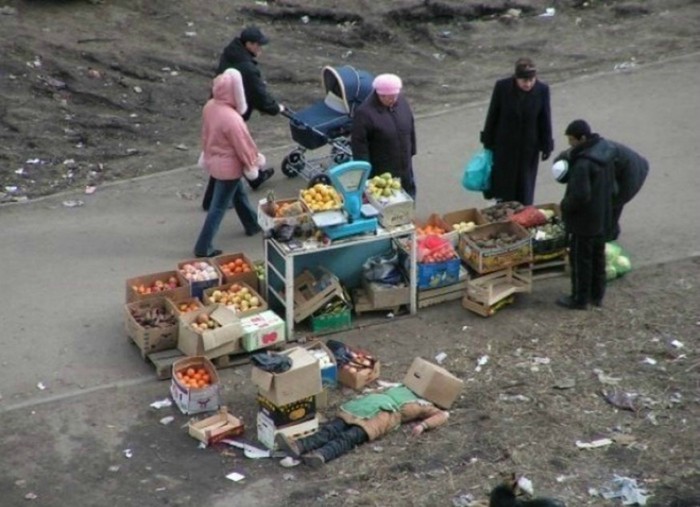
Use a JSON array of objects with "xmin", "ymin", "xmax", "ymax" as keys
[{"xmin": 200, "ymin": 69, "xmax": 263, "ymax": 181}]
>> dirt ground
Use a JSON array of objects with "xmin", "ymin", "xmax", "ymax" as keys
[
  {"xmin": 2, "ymin": 0, "xmax": 700, "ymax": 201},
  {"xmin": 1, "ymin": 1, "xmax": 700, "ymax": 506}
]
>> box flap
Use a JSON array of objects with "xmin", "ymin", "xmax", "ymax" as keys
[
  {"xmin": 251, "ymin": 366, "xmax": 274, "ymax": 391},
  {"xmin": 210, "ymin": 304, "xmax": 239, "ymax": 326},
  {"xmin": 202, "ymin": 326, "xmax": 235, "ymax": 351}
]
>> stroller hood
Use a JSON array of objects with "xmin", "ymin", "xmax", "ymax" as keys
[{"xmin": 322, "ymin": 66, "xmax": 374, "ymax": 115}]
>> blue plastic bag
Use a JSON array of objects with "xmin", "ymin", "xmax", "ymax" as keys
[{"xmin": 462, "ymin": 148, "xmax": 493, "ymax": 192}]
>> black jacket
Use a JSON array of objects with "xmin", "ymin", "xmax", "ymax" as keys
[
  {"xmin": 560, "ymin": 134, "xmax": 616, "ymax": 237},
  {"xmin": 480, "ymin": 77, "xmax": 553, "ymax": 202},
  {"xmin": 351, "ymin": 93, "xmax": 417, "ymax": 180},
  {"xmin": 215, "ymin": 38, "xmax": 280, "ymax": 120},
  {"xmin": 609, "ymin": 141, "xmax": 649, "ymax": 205}
]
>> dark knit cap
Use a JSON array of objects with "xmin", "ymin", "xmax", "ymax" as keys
[
  {"xmin": 515, "ymin": 58, "xmax": 537, "ymax": 79},
  {"xmin": 565, "ymin": 119, "xmax": 592, "ymax": 138},
  {"xmin": 240, "ymin": 26, "xmax": 269, "ymax": 45}
]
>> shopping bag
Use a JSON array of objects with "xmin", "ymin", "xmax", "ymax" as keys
[{"xmin": 462, "ymin": 148, "xmax": 493, "ymax": 192}]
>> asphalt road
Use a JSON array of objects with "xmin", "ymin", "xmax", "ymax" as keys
[{"xmin": 0, "ymin": 52, "xmax": 698, "ymax": 505}]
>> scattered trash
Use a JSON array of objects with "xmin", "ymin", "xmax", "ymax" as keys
[
  {"xmin": 87, "ymin": 68, "xmax": 101, "ymax": 79},
  {"xmin": 283, "ymin": 473, "xmax": 296, "ymax": 481},
  {"xmin": 155, "ymin": 487, "xmax": 166, "ymax": 492},
  {"xmin": 133, "ymin": 86, "xmax": 143, "ymax": 94},
  {"xmin": 280, "ymin": 456, "xmax": 300, "ymax": 468},
  {"xmin": 14, "ymin": 168, "xmax": 24, "ymax": 175},
  {"xmin": 553, "ymin": 378, "xmax": 576, "ymax": 389},
  {"xmin": 594, "ymin": 368, "xmax": 622, "ymax": 385},
  {"xmin": 599, "ymin": 475, "xmax": 650, "ymax": 505},
  {"xmin": 108, "ymin": 465, "xmax": 120, "ymax": 472},
  {"xmin": 432, "ymin": 53, "xmax": 446, "ymax": 61},
  {"xmin": 177, "ymin": 191, "xmax": 195, "ymax": 200},
  {"xmin": 435, "ymin": 352, "xmax": 447, "ymax": 365},
  {"xmin": 646, "ymin": 412, "xmax": 659, "ymax": 426},
  {"xmin": 123, "ymin": 449, "xmax": 133, "ymax": 458},
  {"xmin": 225, "ymin": 471, "xmax": 245, "ymax": 482},
  {"xmin": 15, "ymin": 479, "xmax": 26, "ymax": 488},
  {"xmin": 602, "ymin": 389, "xmax": 638, "ymax": 411},
  {"xmin": 62, "ymin": 200, "xmax": 85, "ymax": 208},
  {"xmin": 461, "ymin": 325, "xmax": 469, "ymax": 331},
  {"xmin": 642, "ymin": 357, "xmax": 657, "ymax": 365},
  {"xmin": 36, "ymin": 382, "xmax": 46, "ymax": 390},
  {"xmin": 159, "ymin": 416, "xmax": 175, "ymax": 425},
  {"xmin": 175, "ymin": 144, "xmax": 189, "ymax": 151},
  {"xmin": 556, "ymin": 474, "xmax": 577, "ymax": 483},
  {"xmin": 184, "ymin": 31, "xmax": 197, "ymax": 37},
  {"xmin": 341, "ymin": 50, "xmax": 353, "ymax": 59},
  {"xmin": 150, "ymin": 398, "xmax": 173, "ymax": 409},
  {"xmin": 612, "ymin": 434, "xmax": 637, "ymax": 446},
  {"xmin": 576, "ymin": 438, "xmax": 613, "ymax": 449},
  {"xmin": 451, "ymin": 492, "xmax": 475, "ymax": 507},
  {"xmin": 539, "ymin": 7, "xmax": 556, "ymax": 17},
  {"xmin": 499, "ymin": 393, "xmax": 530, "ymax": 403},
  {"xmin": 517, "ymin": 476, "xmax": 534, "ymax": 496},
  {"xmin": 372, "ymin": 445, "xmax": 383, "ymax": 453},
  {"xmin": 375, "ymin": 380, "xmax": 401, "ymax": 389},
  {"xmin": 670, "ymin": 339, "xmax": 684, "ymax": 349},
  {"xmin": 26, "ymin": 158, "xmax": 41, "ymax": 164},
  {"xmin": 85, "ymin": 185, "xmax": 97, "ymax": 195},
  {"xmin": 0, "ymin": 5, "xmax": 18, "ymax": 15},
  {"xmin": 475, "ymin": 355, "xmax": 489, "ymax": 372},
  {"xmin": 5, "ymin": 186, "xmax": 18, "ymax": 193},
  {"xmin": 532, "ymin": 356, "xmax": 550, "ymax": 365},
  {"xmin": 222, "ymin": 438, "xmax": 278, "ymax": 459},
  {"xmin": 614, "ymin": 60, "xmax": 637, "ymax": 71},
  {"xmin": 386, "ymin": 311, "xmax": 395, "ymax": 319},
  {"xmin": 197, "ymin": 441, "xmax": 207, "ymax": 449},
  {"xmin": 300, "ymin": 15, "xmax": 309, "ymax": 24},
  {"xmin": 25, "ymin": 492, "xmax": 38, "ymax": 501}
]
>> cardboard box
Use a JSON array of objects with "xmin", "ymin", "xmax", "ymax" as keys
[
  {"xmin": 251, "ymin": 347, "xmax": 322, "ymax": 406},
  {"xmin": 303, "ymin": 340, "xmax": 338, "ymax": 387},
  {"xmin": 124, "ymin": 297, "xmax": 179, "ymax": 357},
  {"xmin": 212, "ymin": 252, "xmax": 260, "ymax": 292},
  {"xmin": 338, "ymin": 360, "xmax": 381, "ymax": 391},
  {"xmin": 366, "ymin": 188, "xmax": 414, "ymax": 228},
  {"xmin": 240, "ymin": 310, "xmax": 286, "ymax": 352},
  {"xmin": 403, "ymin": 357, "xmax": 464, "ymax": 409},
  {"xmin": 125, "ymin": 270, "xmax": 190, "ymax": 304},
  {"xmin": 257, "ymin": 197, "xmax": 312, "ymax": 232},
  {"xmin": 176, "ymin": 259, "xmax": 223, "ymax": 300},
  {"xmin": 441, "ymin": 208, "xmax": 488, "ymax": 246},
  {"xmin": 177, "ymin": 305, "xmax": 244, "ymax": 359},
  {"xmin": 362, "ymin": 277, "xmax": 411, "ymax": 309},
  {"xmin": 293, "ymin": 268, "xmax": 345, "ymax": 323},
  {"xmin": 165, "ymin": 295, "xmax": 204, "ymax": 316},
  {"xmin": 458, "ymin": 221, "xmax": 532, "ymax": 274},
  {"xmin": 414, "ymin": 213, "xmax": 451, "ymax": 239},
  {"xmin": 257, "ymin": 411, "xmax": 319, "ymax": 451},
  {"xmin": 188, "ymin": 407, "xmax": 245, "ymax": 445},
  {"xmin": 170, "ymin": 356, "xmax": 221, "ymax": 415},
  {"xmin": 257, "ymin": 394, "xmax": 316, "ymax": 427},
  {"xmin": 202, "ymin": 281, "xmax": 268, "ymax": 318}
]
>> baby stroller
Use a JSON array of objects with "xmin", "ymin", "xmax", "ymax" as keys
[{"xmin": 281, "ymin": 65, "xmax": 374, "ymax": 182}]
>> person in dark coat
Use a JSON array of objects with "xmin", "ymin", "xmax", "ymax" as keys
[
  {"xmin": 553, "ymin": 139, "xmax": 649, "ymax": 241},
  {"xmin": 553, "ymin": 119, "xmax": 616, "ymax": 310},
  {"xmin": 202, "ymin": 26, "xmax": 284, "ymax": 210},
  {"xmin": 351, "ymin": 73, "xmax": 417, "ymax": 199},
  {"xmin": 480, "ymin": 57, "xmax": 554, "ymax": 205}
]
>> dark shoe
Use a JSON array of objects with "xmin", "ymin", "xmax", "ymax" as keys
[
  {"xmin": 275, "ymin": 434, "xmax": 302, "ymax": 458},
  {"xmin": 245, "ymin": 226, "xmax": 262, "ymax": 237},
  {"xmin": 301, "ymin": 452, "xmax": 325, "ymax": 469},
  {"xmin": 556, "ymin": 295, "xmax": 587, "ymax": 310},
  {"xmin": 591, "ymin": 299, "xmax": 603, "ymax": 308},
  {"xmin": 194, "ymin": 249, "xmax": 222, "ymax": 258},
  {"xmin": 248, "ymin": 168, "xmax": 275, "ymax": 191}
]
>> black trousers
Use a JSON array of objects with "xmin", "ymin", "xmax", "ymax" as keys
[
  {"xmin": 296, "ymin": 418, "xmax": 369, "ymax": 463},
  {"xmin": 569, "ymin": 234, "xmax": 606, "ymax": 305}
]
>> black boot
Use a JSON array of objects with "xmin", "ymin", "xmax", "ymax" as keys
[{"xmin": 556, "ymin": 295, "xmax": 587, "ymax": 310}]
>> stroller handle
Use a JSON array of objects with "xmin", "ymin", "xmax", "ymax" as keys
[{"xmin": 282, "ymin": 107, "xmax": 332, "ymax": 145}]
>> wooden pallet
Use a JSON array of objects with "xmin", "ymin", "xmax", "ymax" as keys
[
  {"xmin": 417, "ymin": 279, "xmax": 468, "ymax": 309},
  {"xmin": 518, "ymin": 254, "xmax": 568, "ymax": 281},
  {"xmin": 144, "ymin": 346, "xmax": 281, "ymax": 380},
  {"xmin": 461, "ymin": 293, "xmax": 515, "ymax": 317}
]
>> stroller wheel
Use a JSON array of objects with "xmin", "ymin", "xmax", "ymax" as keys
[
  {"xmin": 331, "ymin": 138, "xmax": 352, "ymax": 165},
  {"xmin": 308, "ymin": 174, "xmax": 331, "ymax": 188},
  {"xmin": 281, "ymin": 150, "xmax": 305, "ymax": 178}
]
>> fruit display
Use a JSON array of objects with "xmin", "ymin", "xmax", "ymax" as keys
[
  {"xmin": 130, "ymin": 305, "xmax": 177, "ymax": 329},
  {"xmin": 253, "ymin": 261, "xmax": 265, "ymax": 282},
  {"xmin": 416, "ymin": 224, "xmax": 446, "ymax": 236},
  {"xmin": 131, "ymin": 275, "xmax": 179, "ymax": 296},
  {"xmin": 452, "ymin": 221, "xmax": 477, "ymax": 233},
  {"xmin": 175, "ymin": 366, "xmax": 212, "ymax": 390},
  {"xmin": 272, "ymin": 200, "xmax": 306, "ymax": 218},
  {"xmin": 219, "ymin": 257, "xmax": 253, "ymax": 277},
  {"xmin": 179, "ymin": 261, "xmax": 219, "ymax": 282},
  {"xmin": 300, "ymin": 183, "xmax": 343, "ymax": 212},
  {"xmin": 366, "ymin": 172, "xmax": 403, "ymax": 200},
  {"xmin": 480, "ymin": 201, "xmax": 524, "ymax": 222},
  {"xmin": 207, "ymin": 283, "xmax": 263, "ymax": 314},
  {"xmin": 175, "ymin": 299, "xmax": 201, "ymax": 314},
  {"xmin": 189, "ymin": 313, "xmax": 222, "ymax": 333},
  {"xmin": 418, "ymin": 235, "xmax": 458, "ymax": 263}
]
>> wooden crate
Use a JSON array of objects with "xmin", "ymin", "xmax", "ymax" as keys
[
  {"xmin": 462, "ymin": 293, "xmax": 516, "ymax": 317},
  {"xmin": 517, "ymin": 254, "xmax": 568, "ymax": 281},
  {"xmin": 352, "ymin": 287, "xmax": 403, "ymax": 315},
  {"xmin": 466, "ymin": 266, "xmax": 532, "ymax": 306}
]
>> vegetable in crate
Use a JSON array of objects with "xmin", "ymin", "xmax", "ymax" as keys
[
  {"xmin": 130, "ymin": 306, "xmax": 177, "ymax": 328},
  {"xmin": 480, "ymin": 201, "xmax": 524, "ymax": 222},
  {"xmin": 510, "ymin": 206, "xmax": 548, "ymax": 228}
]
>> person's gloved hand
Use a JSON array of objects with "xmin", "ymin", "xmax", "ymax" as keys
[{"xmin": 541, "ymin": 151, "xmax": 551, "ymax": 161}]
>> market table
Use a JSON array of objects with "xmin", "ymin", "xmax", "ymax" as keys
[{"xmin": 263, "ymin": 224, "xmax": 417, "ymax": 340}]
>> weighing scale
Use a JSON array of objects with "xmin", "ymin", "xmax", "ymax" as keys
[{"xmin": 311, "ymin": 160, "xmax": 378, "ymax": 240}]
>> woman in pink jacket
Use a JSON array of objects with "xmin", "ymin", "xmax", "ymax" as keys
[{"xmin": 194, "ymin": 69, "xmax": 264, "ymax": 257}]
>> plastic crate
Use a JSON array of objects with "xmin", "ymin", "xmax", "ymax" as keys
[
  {"xmin": 417, "ymin": 257, "xmax": 461, "ymax": 289},
  {"xmin": 311, "ymin": 306, "xmax": 352, "ymax": 334}
]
